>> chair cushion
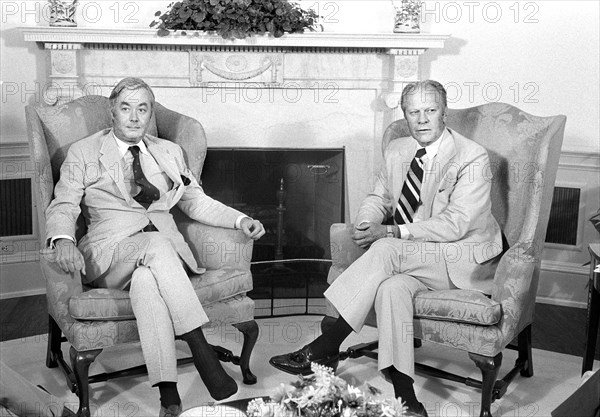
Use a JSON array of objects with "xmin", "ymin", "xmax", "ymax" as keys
[
  {"xmin": 69, "ymin": 268, "xmax": 252, "ymax": 321},
  {"xmin": 414, "ymin": 289, "xmax": 502, "ymax": 326}
]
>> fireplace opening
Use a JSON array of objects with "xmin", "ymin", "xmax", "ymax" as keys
[{"xmin": 201, "ymin": 148, "xmax": 345, "ymax": 316}]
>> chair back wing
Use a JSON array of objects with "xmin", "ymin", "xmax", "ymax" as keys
[{"xmin": 153, "ymin": 102, "xmax": 208, "ymax": 181}]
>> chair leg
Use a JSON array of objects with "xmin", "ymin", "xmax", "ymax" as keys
[
  {"xmin": 69, "ymin": 346, "xmax": 102, "ymax": 417},
  {"xmin": 46, "ymin": 315, "xmax": 62, "ymax": 368},
  {"xmin": 232, "ymin": 320, "xmax": 259, "ymax": 385},
  {"xmin": 582, "ymin": 283, "xmax": 600, "ymax": 374},
  {"xmin": 469, "ymin": 352, "xmax": 502, "ymax": 417},
  {"xmin": 518, "ymin": 325, "xmax": 534, "ymax": 377}
]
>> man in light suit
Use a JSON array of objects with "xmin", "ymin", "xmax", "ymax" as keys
[
  {"xmin": 47, "ymin": 77, "xmax": 265, "ymax": 417},
  {"xmin": 270, "ymin": 80, "xmax": 502, "ymax": 417}
]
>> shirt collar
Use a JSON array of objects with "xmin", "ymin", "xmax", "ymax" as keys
[
  {"xmin": 112, "ymin": 130, "xmax": 150, "ymax": 158},
  {"xmin": 418, "ymin": 128, "xmax": 448, "ymax": 160}
]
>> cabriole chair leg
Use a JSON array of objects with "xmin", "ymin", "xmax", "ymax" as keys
[
  {"xmin": 46, "ymin": 315, "xmax": 62, "ymax": 368},
  {"xmin": 70, "ymin": 347, "xmax": 102, "ymax": 417},
  {"xmin": 233, "ymin": 320, "xmax": 259, "ymax": 385},
  {"xmin": 518, "ymin": 325, "xmax": 534, "ymax": 377},
  {"xmin": 469, "ymin": 352, "xmax": 502, "ymax": 417}
]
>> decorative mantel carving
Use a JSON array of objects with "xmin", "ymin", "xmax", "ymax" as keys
[
  {"xmin": 21, "ymin": 27, "xmax": 449, "ymax": 109},
  {"xmin": 190, "ymin": 53, "xmax": 283, "ymax": 86}
]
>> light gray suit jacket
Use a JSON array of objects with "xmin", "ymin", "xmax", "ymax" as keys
[
  {"xmin": 355, "ymin": 128, "xmax": 502, "ymax": 293},
  {"xmin": 46, "ymin": 129, "xmax": 245, "ymax": 282}
]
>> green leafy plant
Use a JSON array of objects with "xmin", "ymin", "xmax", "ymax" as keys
[{"xmin": 150, "ymin": 0, "xmax": 320, "ymax": 39}]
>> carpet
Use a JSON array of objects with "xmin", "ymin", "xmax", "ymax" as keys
[{"xmin": 0, "ymin": 316, "xmax": 597, "ymax": 417}]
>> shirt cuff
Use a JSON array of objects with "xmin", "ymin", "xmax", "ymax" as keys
[
  {"xmin": 399, "ymin": 225, "xmax": 411, "ymax": 240},
  {"xmin": 235, "ymin": 215, "xmax": 251, "ymax": 229},
  {"xmin": 49, "ymin": 235, "xmax": 75, "ymax": 248}
]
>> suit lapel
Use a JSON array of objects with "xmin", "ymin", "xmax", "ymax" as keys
[
  {"xmin": 144, "ymin": 137, "xmax": 185, "ymax": 211},
  {"xmin": 145, "ymin": 137, "xmax": 182, "ymax": 187},
  {"xmin": 99, "ymin": 132, "xmax": 135, "ymax": 206},
  {"xmin": 421, "ymin": 128, "xmax": 457, "ymax": 218}
]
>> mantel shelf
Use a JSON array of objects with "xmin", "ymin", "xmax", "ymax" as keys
[{"xmin": 20, "ymin": 27, "xmax": 450, "ymax": 51}]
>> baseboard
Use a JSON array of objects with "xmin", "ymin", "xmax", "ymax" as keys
[{"xmin": 537, "ymin": 259, "xmax": 590, "ymax": 309}]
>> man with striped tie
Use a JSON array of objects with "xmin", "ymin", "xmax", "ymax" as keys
[{"xmin": 270, "ymin": 80, "xmax": 502, "ymax": 417}]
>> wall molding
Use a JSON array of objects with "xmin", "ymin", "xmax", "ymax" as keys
[
  {"xmin": 558, "ymin": 150, "xmax": 600, "ymax": 172},
  {"xmin": 0, "ymin": 287, "xmax": 45, "ymax": 300},
  {"xmin": 0, "ymin": 141, "xmax": 30, "ymax": 160},
  {"xmin": 540, "ymin": 259, "xmax": 588, "ymax": 277}
]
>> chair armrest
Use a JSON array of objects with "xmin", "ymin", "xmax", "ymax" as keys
[
  {"xmin": 176, "ymin": 217, "xmax": 253, "ymax": 271},
  {"xmin": 328, "ymin": 223, "xmax": 366, "ymax": 284},
  {"xmin": 491, "ymin": 242, "xmax": 538, "ymax": 339},
  {"xmin": 39, "ymin": 249, "xmax": 83, "ymax": 329}
]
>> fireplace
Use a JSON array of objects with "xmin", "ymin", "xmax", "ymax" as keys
[{"xmin": 201, "ymin": 147, "xmax": 344, "ymax": 316}]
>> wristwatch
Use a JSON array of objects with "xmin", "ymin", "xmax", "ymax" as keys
[{"xmin": 386, "ymin": 225, "xmax": 395, "ymax": 238}]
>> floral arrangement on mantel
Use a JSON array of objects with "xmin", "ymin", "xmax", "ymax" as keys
[
  {"xmin": 150, "ymin": 0, "xmax": 320, "ymax": 39},
  {"xmin": 246, "ymin": 363, "xmax": 420, "ymax": 417}
]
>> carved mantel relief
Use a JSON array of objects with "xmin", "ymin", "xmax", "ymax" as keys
[{"xmin": 190, "ymin": 53, "xmax": 283, "ymax": 86}]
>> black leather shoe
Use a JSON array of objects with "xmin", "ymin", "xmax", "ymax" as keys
[{"xmin": 269, "ymin": 345, "xmax": 339, "ymax": 375}]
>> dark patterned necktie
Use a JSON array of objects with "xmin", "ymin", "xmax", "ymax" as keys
[
  {"xmin": 394, "ymin": 148, "xmax": 426, "ymax": 225},
  {"xmin": 129, "ymin": 145, "xmax": 160, "ymax": 207}
]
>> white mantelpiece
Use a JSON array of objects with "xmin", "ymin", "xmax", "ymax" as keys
[
  {"xmin": 21, "ymin": 27, "xmax": 448, "ymax": 49},
  {"xmin": 21, "ymin": 27, "xmax": 449, "ymax": 221}
]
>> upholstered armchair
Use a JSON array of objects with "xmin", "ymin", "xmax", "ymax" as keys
[
  {"xmin": 324, "ymin": 103, "xmax": 566, "ymax": 417},
  {"xmin": 25, "ymin": 96, "xmax": 258, "ymax": 417}
]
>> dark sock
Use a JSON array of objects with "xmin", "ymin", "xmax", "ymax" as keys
[
  {"xmin": 156, "ymin": 381, "xmax": 181, "ymax": 409},
  {"xmin": 180, "ymin": 327, "xmax": 237, "ymax": 401},
  {"xmin": 309, "ymin": 316, "xmax": 353, "ymax": 357},
  {"xmin": 387, "ymin": 366, "xmax": 420, "ymax": 411}
]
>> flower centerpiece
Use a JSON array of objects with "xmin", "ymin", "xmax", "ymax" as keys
[
  {"xmin": 393, "ymin": 0, "xmax": 422, "ymax": 33},
  {"xmin": 246, "ymin": 363, "xmax": 419, "ymax": 417},
  {"xmin": 150, "ymin": 0, "xmax": 320, "ymax": 39}
]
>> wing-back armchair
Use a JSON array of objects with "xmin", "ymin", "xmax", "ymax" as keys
[
  {"xmin": 25, "ymin": 96, "xmax": 258, "ymax": 417},
  {"xmin": 325, "ymin": 103, "xmax": 566, "ymax": 417}
]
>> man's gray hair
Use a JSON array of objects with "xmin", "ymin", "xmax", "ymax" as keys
[
  {"xmin": 400, "ymin": 80, "xmax": 447, "ymax": 112},
  {"xmin": 108, "ymin": 77, "xmax": 156, "ymax": 111}
]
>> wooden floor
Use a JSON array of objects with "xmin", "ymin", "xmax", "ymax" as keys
[{"xmin": 1, "ymin": 294, "xmax": 599, "ymax": 361}]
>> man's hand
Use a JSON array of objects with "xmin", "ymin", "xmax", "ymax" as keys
[
  {"xmin": 240, "ymin": 218, "xmax": 266, "ymax": 240},
  {"xmin": 54, "ymin": 239, "xmax": 86, "ymax": 274},
  {"xmin": 352, "ymin": 222, "xmax": 387, "ymax": 249}
]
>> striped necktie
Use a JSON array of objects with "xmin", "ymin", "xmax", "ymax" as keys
[
  {"xmin": 129, "ymin": 145, "xmax": 160, "ymax": 207},
  {"xmin": 394, "ymin": 147, "xmax": 426, "ymax": 225}
]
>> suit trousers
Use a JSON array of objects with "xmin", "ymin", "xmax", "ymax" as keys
[
  {"xmin": 89, "ymin": 232, "xmax": 209, "ymax": 385},
  {"xmin": 324, "ymin": 237, "xmax": 457, "ymax": 378}
]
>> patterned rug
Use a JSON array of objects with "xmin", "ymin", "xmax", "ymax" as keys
[{"xmin": 0, "ymin": 316, "xmax": 596, "ymax": 416}]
